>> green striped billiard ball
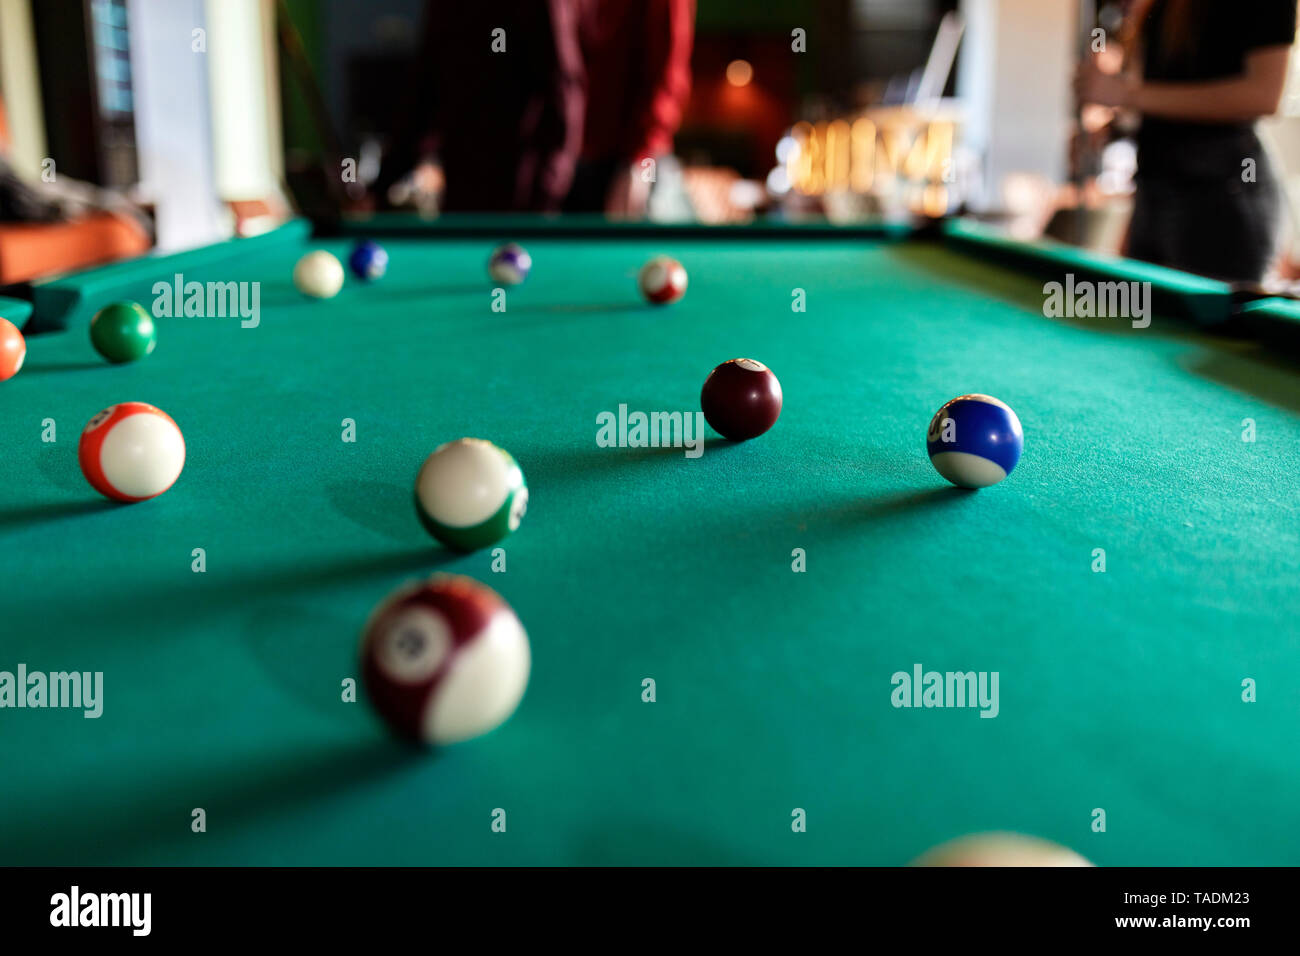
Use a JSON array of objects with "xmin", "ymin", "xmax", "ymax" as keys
[
  {"xmin": 414, "ymin": 438, "xmax": 528, "ymax": 551},
  {"xmin": 90, "ymin": 301, "xmax": 157, "ymax": 364}
]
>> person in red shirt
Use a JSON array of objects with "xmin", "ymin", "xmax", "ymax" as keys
[
  {"xmin": 566, "ymin": 0, "xmax": 694, "ymax": 216},
  {"xmin": 376, "ymin": 0, "xmax": 693, "ymax": 216}
]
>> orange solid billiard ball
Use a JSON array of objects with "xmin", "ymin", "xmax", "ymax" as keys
[{"xmin": 0, "ymin": 316, "xmax": 26, "ymax": 382}]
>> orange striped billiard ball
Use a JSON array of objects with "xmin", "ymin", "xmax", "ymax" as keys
[{"xmin": 78, "ymin": 402, "xmax": 186, "ymax": 502}]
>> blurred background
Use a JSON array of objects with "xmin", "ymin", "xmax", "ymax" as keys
[{"xmin": 1, "ymin": 0, "xmax": 1298, "ymax": 286}]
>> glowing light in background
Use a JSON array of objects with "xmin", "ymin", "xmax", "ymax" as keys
[
  {"xmin": 850, "ymin": 118, "xmax": 875, "ymax": 193},
  {"xmin": 774, "ymin": 134, "xmax": 799, "ymax": 165},
  {"xmin": 725, "ymin": 59, "xmax": 753, "ymax": 87},
  {"xmin": 786, "ymin": 116, "xmax": 955, "ymax": 209},
  {"xmin": 765, "ymin": 166, "xmax": 791, "ymax": 196},
  {"xmin": 824, "ymin": 119, "xmax": 850, "ymax": 190}
]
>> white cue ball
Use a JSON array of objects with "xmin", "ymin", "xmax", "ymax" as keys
[{"xmin": 293, "ymin": 250, "xmax": 345, "ymax": 299}]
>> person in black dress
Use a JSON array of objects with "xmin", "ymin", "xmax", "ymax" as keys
[{"xmin": 1077, "ymin": 0, "xmax": 1297, "ymax": 282}]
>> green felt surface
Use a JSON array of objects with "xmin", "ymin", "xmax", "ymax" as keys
[
  {"xmin": 0, "ymin": 296, "xmax": 34, "ymax": 329},
  {"xmin": 28, "ymin": 220, "xmax": 312, "ymax": 334},
  {"xmin": 1242, "ymin": 295, "xmax": 1300, "ymax": 323},
  {"xmin": 2, "ymin": 224, "xmax": 1298, "ymax": 865},
  {"xmin": 943, "ymin": 219, "xmax": 1234, "ymax": 325}
]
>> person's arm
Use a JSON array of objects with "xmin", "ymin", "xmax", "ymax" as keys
[
  {"xmin": 630, "ymin": 0, "xmax": 694, "ymax": 162},
  {"xmin": 526, "ymin": 0, "xmax": 586, "ymax": 212},
  {"xmin": 1078, "ymin": 45, "xmax": 1293, "ymax": 122},
  {"xmin": 371, "ymin": 0, "xmax": 442, "ymax": 206},
  {"xmin": 605, "ymin": 0, "xmax": 694, "ymax": 216}
]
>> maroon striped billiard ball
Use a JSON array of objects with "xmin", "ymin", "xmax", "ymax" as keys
[
  {"xmin": 700, "ymin": 358, "xmax": 783, "ymax": 441},
  {"xmin": 361, "ymin": 574, "xmax": 530, "ymax": 745},
  {"xmin": 638, "ymin": 255, "xmax": 688, "ymax": 304}
]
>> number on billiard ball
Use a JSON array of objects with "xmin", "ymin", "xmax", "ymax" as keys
[{"xmin": 361, "ymin": 574, "xmax": 531, "ymax": 745}]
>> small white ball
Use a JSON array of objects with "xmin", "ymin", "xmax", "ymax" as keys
[{"xmin": 294, "ymin": 251, "xmax": 345, "ymax": 299}]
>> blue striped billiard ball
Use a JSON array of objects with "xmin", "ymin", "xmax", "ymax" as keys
[
  {"xmin": 348, "ymin": 240, "xmax": 388, "ymax": 281},
  {"xmin": 488, "ymin": 243, "xmax": 531, "ymax": 285},
  {"xmin": 926, "ymin": 394, "xmax": 1023, "ymax": 488}
]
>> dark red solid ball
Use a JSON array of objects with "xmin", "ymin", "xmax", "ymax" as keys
[{"xmin": 700, "ymin": 358, "xmax": 783, "ymax": 441}]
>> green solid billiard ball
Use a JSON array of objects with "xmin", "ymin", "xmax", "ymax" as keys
[
  {"xmin": 90, "ymin": 302, "xmax": 157, "ymax": 364},
  {"xmin": 414, "ymin": 438, "xmax": 528, "ymax": 551}
]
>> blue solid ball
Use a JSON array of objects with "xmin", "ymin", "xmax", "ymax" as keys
[
  {"xmin": 348, "ymin": 241, "xmax": 389, "ymax": 281},
  {"xmin": 926, "ymin": 394, "xmax": 1023, "ymax": 488}
]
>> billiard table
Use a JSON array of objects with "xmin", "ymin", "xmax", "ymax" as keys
[{"xmin": 2, "ymin": 215, "xmax": 1297, "ymax": 866}]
